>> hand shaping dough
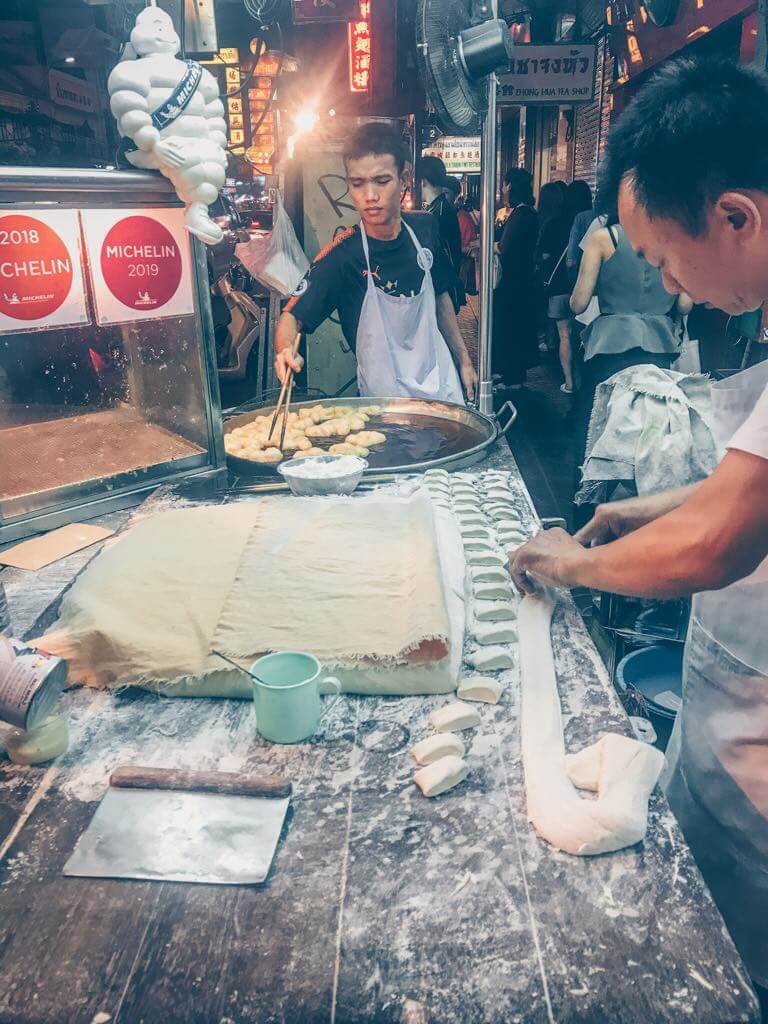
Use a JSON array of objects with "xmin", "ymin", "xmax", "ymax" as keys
[
  {"xmin": 470, "ymin": 566, "xmax": 509, "ymax": 584},
  {"xmin": 413, "ymin": 756, "xmax": 469, "ymax": 797},
  {"xmin": 410, "ymin": 732, "xmax": 465, "ymax": 765},
  {"xmin": 473, "ymin": 621, "xmax": 518, "ymax": 645},
  {"xmin": 474, "ymin": 600, "xmax": 516, "ymax": 621},
  {"xmin": 467, "ymin": 550, "xmax": 505, "ymax": 567},
  {"xmin": 466, "ymin": 645, "xmax": 516, "ymax": 671},
  {"xmin": 518, "ymin": 593, "xmax": 665, "ymax": 856},
  {"xmin": 473, "ymin": 581, "xmax": 514, "ymax": 600},
  {"xmin": 329, "ymin": 443, "xmax": 369, "ymax": 457},
  {"xmin": 430, "ymin": 701, "xmax": 482, "ymax": 732},
  {"xmin": 457, "ymin": 675, "xmax": 504, "ymax": 704}
]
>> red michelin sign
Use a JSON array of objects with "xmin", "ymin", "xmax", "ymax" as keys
[{"xmin": 100, "ymin": 215, "xmax": 183, "ymax": 312}]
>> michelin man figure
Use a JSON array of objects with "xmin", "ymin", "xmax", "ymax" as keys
[{"xmin": 108, "ymin": 4, "xmax": 228, "ymax": 245}]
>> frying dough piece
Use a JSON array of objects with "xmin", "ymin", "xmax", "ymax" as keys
[
  {"xmin": 329, "ymin": 443, "xmax": 369, "ymax": 457},
  {"xmin": 306, "ymin": 418, "xmax": 350, "ymax": 439},
  {"xmin": 282, "ymin": 435, "xmax": 312, "ymax": 453},
  {"xmin": 292, "ymin": 447, "xmax": 328, "ymax": 459},
  {"xmin": 413, "ymin": 755, "xmax": 469, "ymax": 797},
  {"xmin": 251, "ymin": 447, "xmax": 283, "ymax": 464},
  {"xmin": 473, "ymin": 581, "xmax": 514, "ymax": 600},
  {"xmin": 470, "ymin": 565, "xmax": 509, "ymax": 584},
  {"xmin": 430, "ymin": 702, "xmax": 482, "ymax": 732},
  {"xmin": 410, "ymin": 733, "xmax": 465, "ymax": 765},
  {"xmin": 457, "ymin": 676, "xmax": 504, "ymax": 704},
  {"xmin": 467, "ymin": 550, "xmax": 505, "ymax": 567},
  {"xmin": 466, "ymin": 645, "xmax": 516, "ymax": 671},
  {"xmin": 473, "ymin": 621, "xmax": 518, "ymax": 645},
  {"xmin": 460, "ymin": 526, "xmax": 494, "ymax": 541},
  {"xmin": 345, "ymin": 415, "xmax": 368, "ymax": 432},
  {"xmin": 348, "ymin": 430, "xmax": 386, "ymax": 448},
  {"xmin": 474, "ymin": 600, "xmax": 516, "ymax": 622}
]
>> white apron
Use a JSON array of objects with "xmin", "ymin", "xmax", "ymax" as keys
[
  {"xmin": 355, "ymin": 221, "xmax": 465, "ymax": 404},
  {"xmin": 667, "ymin": 359, "xmax": 768, "ymax": 987}
]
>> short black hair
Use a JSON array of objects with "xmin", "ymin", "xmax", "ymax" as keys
[
  {"xmin": 419, "ymin": 155, "xmax": 448, "ymax": 188},
  {"xmin": 503, "ymin": 167, "xmax": 534, "ymax": 206},
  {"xmin": 596, "ymin": 57, "xmax": 768, "ymax": 236},
  {"xmin": 343, "ymin": 122, "xmax": 410, "ymax": 175}
]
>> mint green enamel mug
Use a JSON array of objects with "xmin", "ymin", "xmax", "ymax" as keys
[{"xmin": 250, "ymin": 652, "xmax": 342, "ymax": 744}]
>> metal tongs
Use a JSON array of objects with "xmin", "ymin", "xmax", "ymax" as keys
[{"xmin": 268, "ymin": 332, "xmax": 302, "ymax": 451}]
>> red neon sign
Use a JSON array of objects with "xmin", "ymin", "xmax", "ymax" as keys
[{"xmin": 348, "ymin": 1, "xmax": 371, "ymax": 93}]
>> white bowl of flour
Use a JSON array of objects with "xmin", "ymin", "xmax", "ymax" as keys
[{"xmin": 278, "ymin": 454, "xmax": 368, "ymax": 496}]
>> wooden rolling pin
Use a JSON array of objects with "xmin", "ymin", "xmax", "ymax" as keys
[{"xmin": 110, "ymin": 765, "xmax": 292, "ymax": 798}]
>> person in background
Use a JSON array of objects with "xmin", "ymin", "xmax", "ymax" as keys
[
  {"xmin": 275, "ymin": 123, "xmax": 476, "ymax": 402},
  {"xmin": 569, "ymin": 215, "xmax": 692, "ymax": 517},
  {"xmin": 566, "ymin": 180, "xmax": 595, "ymax": 282},
  {"xmin": 511, "ymin": 59, "xmax": 768, "ymax": 1016},
  {"xmin": 444, "ymin": 174, "xmax": 462, "ymax": 208},
  {"xmin": 537, "ymin": 182, "xmax": 576, "ymax": 393},
  {"xmin": 419, "ymin": 155, "xmax": 464, "ymax": 312},
  {"xmin": 492, "ymin": 168, "xmax": 540, "ymax": 390},
  {"xmin": 457, "ymin": 195, "xmax": 480, "ymax": 297}
]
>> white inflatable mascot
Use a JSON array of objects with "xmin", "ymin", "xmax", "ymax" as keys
[{"xmin": 108, "ymin": 3, "xmax": 228, "ymax": 245}]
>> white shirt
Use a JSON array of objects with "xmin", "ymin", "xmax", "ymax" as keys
[{"xmin": 729, "ymin": 381, "xmax": 768, "ymax": 460}]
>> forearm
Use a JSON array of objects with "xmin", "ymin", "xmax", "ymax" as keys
[
  {"xmin": 564, "ymin": 457, "xmax": 767, "ymax": 598},
  {"xmin": 275, "ymin": 311, "xmax": 301, "ymax": 355},
  {"xmin": 436, "ymin": 292, "xmax": 472, "ymax": 366}
]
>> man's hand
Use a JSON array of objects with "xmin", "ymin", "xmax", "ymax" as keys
[
  {"xmin": 460, "ymin": 361, "xmax": 478, "ymax": 402},
  {"xmin": 509, "ymin": 527, "xmax": 585, "ymax": 595},
  {"xmin": 574, "ymin": 486, "xmax": 699, "ymax": 548},
  {"xmin": 274, "ymin": 347, "xmax": 304, "ymax": 384}
]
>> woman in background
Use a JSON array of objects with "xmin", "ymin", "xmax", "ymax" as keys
[
  {"xmin": 537, "ymin": 182, "xmax": 576, "ymax": 393},
  {"xmin": 492, "ymin": 168, "xmax": 540, "ymax": 390}
]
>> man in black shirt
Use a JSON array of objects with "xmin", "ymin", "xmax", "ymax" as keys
[
  {"xmin": 419, "ymin": 155, "xmax": 464, "ymax": 312},
  {"xmin": 275, "ymin": 123, "xmax": 477, "ymax": 402}
]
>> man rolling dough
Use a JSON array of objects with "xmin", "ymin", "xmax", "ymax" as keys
[
  {"xmin": 509, "ymin": 58, "xmax": 768, "ymax": 1016},
  {"xmin": 274, "ymin": 122, "xmax": 477, "ymax": 403}
]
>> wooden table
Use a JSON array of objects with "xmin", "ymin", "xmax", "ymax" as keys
[{"xmin": 0, "ymin": 450, "xmax": 760, "ymax": 1024}]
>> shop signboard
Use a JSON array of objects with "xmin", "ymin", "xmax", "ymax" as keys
[
  {"xmin": 80, "ymin": 207, "xmax": 194, "ymax": 326},
  {"xmin": 0, "ymin": 208, "xmax": 89, "ymax": 335},
  {"xmin": 423, "ymin": 136, "xmax": 481, "ymax": 174},
  {"xmin": 293, "ymin": 0, "xmax": 358, "ymax": 21},
  {"xmin": 498, "ymin": 44, "xmax": 597, "ymax": 104}
]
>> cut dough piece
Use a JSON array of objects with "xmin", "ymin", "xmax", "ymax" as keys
[
  {"xmin": 451, "ymin": 483, "xmax": 476, "ymax": 495},
  {"xmin": 460, "ymin": 526, "xmax": 494, "ymax": 541},
  {"xmin": 467, "ymin": 550, "xmax": 505, "ymax": 567},
  {"xmin": 457, "ymin": 513, "xmax": 486, "ymax": 527},
  {"xmin": 425, "ymin": 469, "xmax": 450, "ymax": 481},
  {"xmin": 457, "ymin": 675, "xmax": 504, "ymax": 704},
  {"xmin": 410, "ymin": 732, "xmax": 465, "ymax": 765},
  {"xmin": 453, "ymin": 501, "xmax": 482, "ymax": 514},
  {"xmin": 348, "ymin": 430, "xmax": 386, "ymax": 448},
  {"xmin": 474, "ymin": 600, "xmax": 516, "ymax": 621},
  {"xmin": 463, "ymin": 539, "xmax": 498, "ymax": 553},
  {"xmin": 470, "ymin": 566, "xmax": 509, "ymax": 584},
  {"xmin": 473, "ymin": 621, "xmax": 518, "ymax": 645},
  {"xmin": 466, "ymin": 645, "xmax": 516, "ymax": 671},
  {"xmin": 453, "ymin": 472, "xmax": 475, "ymax": 483},
  {"xmin": 430, "ymin": 701, "xmax": 482, "ymax": 732},
  {"xmin": 518, "ymin": 593, "xmax": 665, "ymax": 856},
  {"xmin": 3, "ymin": 715, "xmax": 69, "ymax": 765},
  {"xmin": 473, "ymin": 581, "xmax": 514, "ymax": 600},
  {"xmin": 413, "ymin": 756, "xmax": 469, "ymax": 797},
  {"xmin": 497, "ymin": 533, "xmax": 527, "ymax": 548}
]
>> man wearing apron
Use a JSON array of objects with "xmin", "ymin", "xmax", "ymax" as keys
[
  {"xmin": 274, "ymin": 122, "xmax": 476, "ymax": 403},
  {"xmin": 508, "ymin": 58, "xmax": 768, "ymax": 1015}
]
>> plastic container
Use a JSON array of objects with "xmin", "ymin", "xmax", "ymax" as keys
[
  {"xmin": 277, "ymin": 455, "xmax": 368, "ymax": 497},
  {"xmin": 616, "ymin": 643, "xmax": 684, "ymax": 751}
]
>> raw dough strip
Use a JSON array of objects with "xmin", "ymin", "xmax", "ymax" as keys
[
  {"xmin": 411, "ymin": 732, "xmax": 465, "ymax": 765},
  {"xmin": 466, "ymin": 645, "xmax": 516, "ymax": 671},
  {"xmin": 518, "ymin": 593, "xmax": 665, "ymax": 856},
  {"xmin": 472, "ymin": 621, "xmax": 518, "ymax": 645},
  {"xmin": 457, "ymin": 675, "xmax": 504, "ymax": 704},
  {"xmin": 430, "ymin": 701, "xmax": 481, "ymax": 732}
]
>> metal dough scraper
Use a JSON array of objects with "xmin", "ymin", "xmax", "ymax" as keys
[{"xmin": 64, "ymin": 766, "xmax": 291, "ymax": 885}]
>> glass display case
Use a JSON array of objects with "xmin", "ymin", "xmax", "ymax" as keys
[{"xmin": 0, "ymin": 168, "xmax": 227, "ymax": 543}]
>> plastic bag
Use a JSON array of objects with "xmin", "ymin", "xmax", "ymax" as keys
[{"xmin": 235, "ymin": 194, "xmax": 309, "ymax": 297}]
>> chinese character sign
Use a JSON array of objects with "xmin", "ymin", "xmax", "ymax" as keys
[
  {"xmin": 349, "ymin": 1, "xmax": 372, "ymax": 93},
  {"xmin": 498, "ymin": 44, "xmax": 597, "ymax": 104}
]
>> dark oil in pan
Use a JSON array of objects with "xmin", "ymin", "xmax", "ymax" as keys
[{"xmin": 361, "ymin": 414, "xmax": 487, "ymax": 469}]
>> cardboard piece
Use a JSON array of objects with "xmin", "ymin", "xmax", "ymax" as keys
[{"xmin": 0, "ymin": 524, "xmax": 114, "ymax": 571}]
